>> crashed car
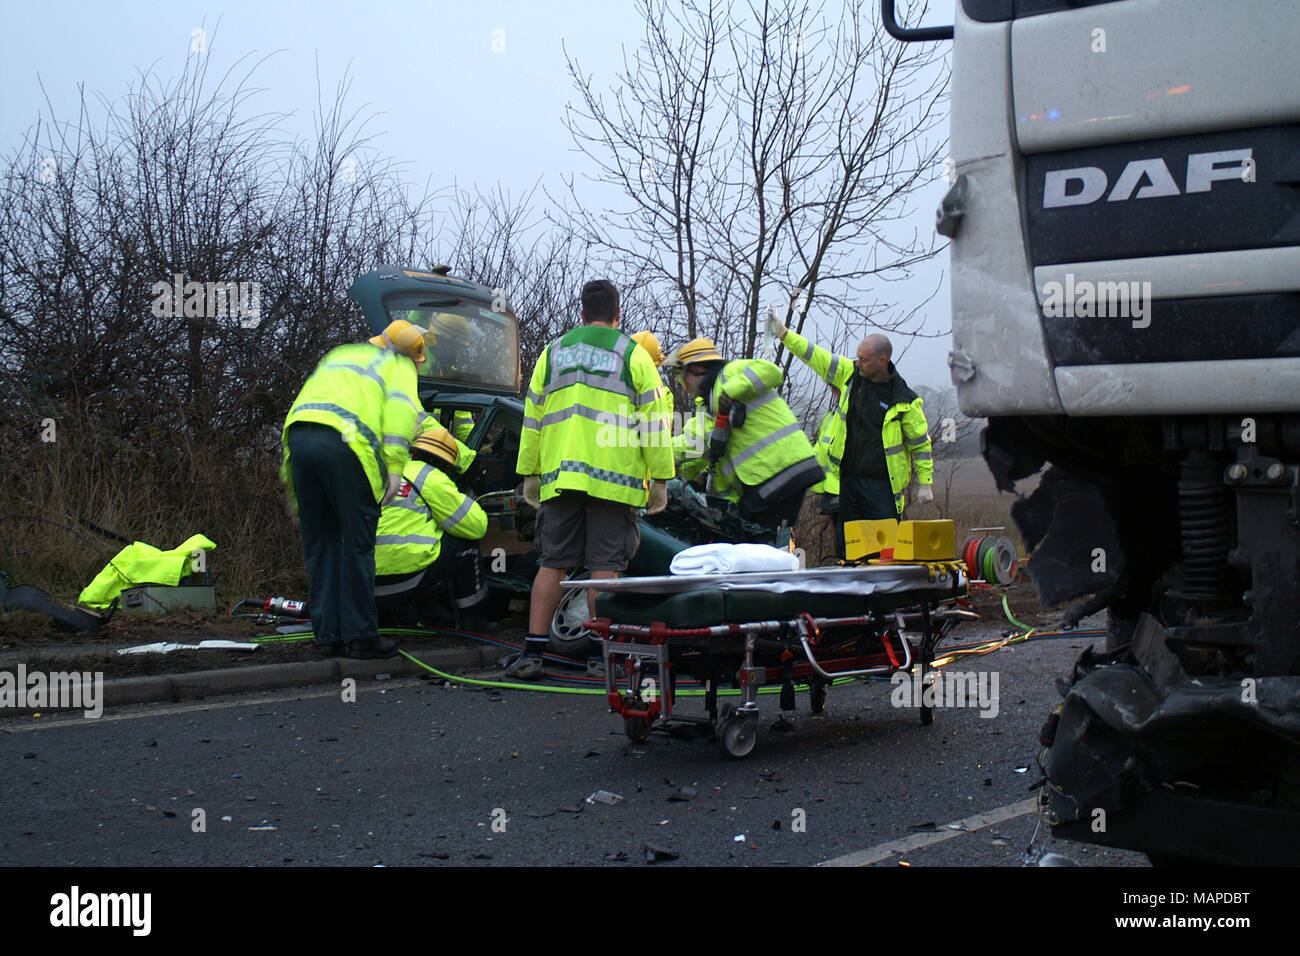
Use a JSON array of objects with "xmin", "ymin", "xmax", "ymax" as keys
[{"xmin": 348, "ymin": 265, "xmax": 790, "ymax": 657}]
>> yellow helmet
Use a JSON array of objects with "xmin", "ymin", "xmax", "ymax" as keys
[
  {"xmin": 674, "ymin": 337, "xmax": 725, "ymax": 366},
  {"xmin": 411, "ymin": 425, "xmax": 459, "ymax": 468},
  {"xmin": 429, "ymin": 312, "xmax": 473, "ymax": 349},
  {"xmin": 370, "ymin": 320, "xmax": 426, "ymax": 364},
  {"xmin": 631, "ymin": 331, "xmax": 663, "ymax": 366}
]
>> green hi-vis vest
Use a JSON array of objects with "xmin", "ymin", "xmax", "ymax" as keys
[
  {"xmin": 674, "ymin": 410, "xmax": 739, "ymax": 503},
  {"xmin": 518, "ymin": 325, "xmax": 674, "ymax": 507},
  {"xmin": 782, "ymin": 330, "xmax": 932, "ymax": 516},
  {"xmin": 812, "ymin": 406, "xmax": 844, "ymax": 494},
  {"xmin": 705, "ymin": 359, "xmax": 823, "ymax": 505},
  {"xmin": 430, "ymin": 406, "xmax": 475, "ymax": 443},
  {"xmin": 282, "ymin": 343, "xmax": 421, "ymax": 507},
  {"xmin": 375, "ymin": 459, "xmax": 487, "ymax": 575}
]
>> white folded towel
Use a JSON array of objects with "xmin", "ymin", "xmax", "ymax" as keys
[{"xmin": 669, "ymin": 542, "xmax": 800, "ymax": 576}]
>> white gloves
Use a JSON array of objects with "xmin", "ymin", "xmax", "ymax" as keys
[
  {"xmin": 646, "ymin": 480, "xmax": 668, "ymax": 515},
  {"xmin": 382, "ymin": 471, "xmax": 403, "ymax": 506},
  {"xmin": 522, "ymin": 475, "xmax": 541, "ymax": 509},
  {"xmin": 765, "ymin": 305, "xmax": 788, "ymax": 341},
  {"xmin": 916, "ymin": 486, "xmax": 934, "ymax": 504}
]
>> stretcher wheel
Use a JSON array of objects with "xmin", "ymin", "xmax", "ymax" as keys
[
  {"xmin": 624, "ymin": 716, "xmax": 651, "ymax": 743},
  {"xmin": 809, "ymin": 679, "xmax": 828, "ymax": 714},
  {"xmin": 716, "ymin": 708, "xmax": 758, "ymax": 759}
]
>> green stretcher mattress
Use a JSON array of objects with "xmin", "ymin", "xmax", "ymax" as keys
[{"xmin": 571, "ymin": 566, "xmax": 964, "ymax": 628}]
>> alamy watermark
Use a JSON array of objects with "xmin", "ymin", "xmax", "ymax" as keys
[
  {"xmin": 50, "ymin": 886, "xmax": 150, "ymax": 935},
  {"xmin": 1041, "ymin": 272, "xmax": 1152, "ymax": 329},
  {"xmin": 1, "ymin": 665, "xmax": 103, "ymax": 718},
  {"xmin": 891, "ymin": 669, "xmax": 999, "ymax": 718},
  {"xmin": 595, "ymin": 411, "xmax": 704, "ymax": 452},
  {"xmin": 151, "ymin": 274, "xmax": 262, "ymax": 327}
]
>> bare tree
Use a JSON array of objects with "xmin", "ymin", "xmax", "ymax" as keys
[
  {"xmin": 557, "ymin": 0, "xmax": 947, "ymax": 372},
  {"xmin": 913, "ymin": 384, "xmax": 981, "ymax": 513},
  {"xmin": 0, "ymin": 41, "xmax": 441, "ymax": 592}
]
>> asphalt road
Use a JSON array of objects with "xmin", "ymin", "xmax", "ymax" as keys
[{"xmin": 1, "ymin": 621, "xmax": 1148, "ymax": 868}]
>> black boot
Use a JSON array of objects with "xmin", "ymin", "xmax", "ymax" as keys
[{"xmin": 347, "ymin": 635, "xmax": 399, "ymax": 659}]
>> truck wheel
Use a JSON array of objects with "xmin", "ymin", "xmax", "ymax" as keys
[{"xmin": 548, "ymin": 569, "xmax": 593, "ymax": 659}]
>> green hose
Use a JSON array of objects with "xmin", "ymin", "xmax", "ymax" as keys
[
  {"xmin": 252, "ymin": 627, "xmax": 874, "ymax": 695},
  {"xmin": 1001, "ymin": 593, "xmax": 1034, "ymax": 632},
  {"xmin": 982, "ymin": 542, "xmax": 1000, "ymax": 585},
  {"xmin": 399, "ymin": 649, "xmax": 607, "ymax": 694}
]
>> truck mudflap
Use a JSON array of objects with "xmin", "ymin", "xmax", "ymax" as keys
[{"xmin": 1038, "ymin": 647, "xmax": 1300, "ymax": 864}]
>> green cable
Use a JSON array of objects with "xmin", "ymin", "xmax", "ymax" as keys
[
  {"xmin": 982, "ymin": 542, "xmax": 1000, "ymax": 585},
  {"xmin": 251, "ymin": 627, "xmax": 875, "ymax": 695},
  {"xmin": 401, "ymin": 647, "xmax": 854, "ymax": 697},
  {"xmin": 399, "ymin": 649, "xmax": 607, "ymax": 694},
  {"xmin": 1000, "ymin": 592, "xmax": 1035, "ymax": 633}
]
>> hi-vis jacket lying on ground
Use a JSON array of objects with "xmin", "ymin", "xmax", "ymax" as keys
[{"xmin": 79, "ymin": 534, "xmax": 217, "ymax": 608}]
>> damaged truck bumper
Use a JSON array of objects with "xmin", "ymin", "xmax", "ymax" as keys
[{"xmin": 1038, "ymin": 632, "xmax": 1300, "ymax": 865}]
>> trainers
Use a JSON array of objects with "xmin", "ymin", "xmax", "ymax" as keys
[
  {"xmin": 586, "ymin": 657, "xmax": 607, "ymax": 680},
  {"xmin": 505, "ymin": 654, "xmax": 545, "ymax": 681}
]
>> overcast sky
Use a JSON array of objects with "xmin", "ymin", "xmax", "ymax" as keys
[{"xmin": 0, "ymin": 0, "xmax": 956, "ymax": 389}]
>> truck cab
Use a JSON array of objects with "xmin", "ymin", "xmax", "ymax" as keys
[{"xmin": 887, "ymin": 0, "xmax": 1300, "ymax": 864}]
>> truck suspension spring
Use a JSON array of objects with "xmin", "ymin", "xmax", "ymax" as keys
[{"xmin": 1178, "ymin": 460, "xmax": 1232, "ymax": 603}]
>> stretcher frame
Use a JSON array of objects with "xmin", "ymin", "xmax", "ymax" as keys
[{"xmin": 563, "ymin": 564, "xmax": 972, "ymax": 758}]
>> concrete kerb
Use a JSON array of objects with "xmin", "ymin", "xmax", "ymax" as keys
[{"xmin": 1, "ymin": 645, "xmax": 499, "ymax": 716}]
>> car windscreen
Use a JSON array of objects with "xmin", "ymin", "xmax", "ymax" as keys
[{"xmin": 385, "ymin": 293, "xmax": 519, "ymax": 391}]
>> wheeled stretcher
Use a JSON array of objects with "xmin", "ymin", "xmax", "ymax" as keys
[{"xmin": 562, "ymin": 564, "xmax": 972, "ymax": 758}]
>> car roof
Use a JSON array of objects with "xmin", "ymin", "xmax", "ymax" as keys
[{"xmin": 348, "ymin": 265, "xmax": 502, "ymax": 334}]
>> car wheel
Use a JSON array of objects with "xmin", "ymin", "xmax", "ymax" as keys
[{"xmin": 548, "ymin": 569, "xmax": 593, "ymax": 659}]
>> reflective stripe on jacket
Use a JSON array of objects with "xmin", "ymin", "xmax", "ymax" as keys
[
  {"xmin": 517, "ymin": 325, "xmax": 674, "ymax": 506},
  {"xmin": 282, "ymin": 342, "xmax": 421, "ymax": 507},
  {"xmin": 812, "ymin": 406, "xmax": 843, "ymax": 494},
  {"xmin": 782, "ymin": 329, "xmax": 931, "ymax": 515},
  {"xmin": 705, "ymin": 359, "xmax": 822, "ymax": 504},
  {"xmin": 375, "ymin": 459, "xmax": 487, "ymax": 575}
]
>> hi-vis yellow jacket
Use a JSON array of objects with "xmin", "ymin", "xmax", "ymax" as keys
[
  {"xmin": 518, "ymin": 325, "xmax": 674, "ymax": 506},
  {"xmin": 282, "ymin": 342, "xmax": 421, "ymax": 507},
  {"xmin": 812, "ymin": 405, "xmax": 844, "ymax": 495},
  {"xmin": 704, "ymin": 359, "xmax": 823, "ymax": 505},
  {"xmin": 375, "ymin": 459, "xmax": 487, "ymax": 575},
  {"xmin": 673, "ymin": 410, "xmax": 739, "ymax": 503},
  {"xmin": 782, "ymin": 329, "xmax": 932, "ymax": 516}
]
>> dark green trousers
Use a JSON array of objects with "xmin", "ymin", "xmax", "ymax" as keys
[{"xmin": 287, "ymin": 423, "xmax": 381, "ymax": 648}]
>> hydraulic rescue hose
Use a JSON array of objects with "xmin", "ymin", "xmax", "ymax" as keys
[
  {"xmin": 250, "ymin": 627, "xmax": 857, "ymax": 695},
  {"xmin": 247, "ymin": 575, "xmax": 1104, "ymax": 691}
]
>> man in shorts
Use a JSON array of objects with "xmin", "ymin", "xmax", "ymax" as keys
[{"xmin": 511, "ymin": 280, "xmax": 673, "ymax": 680}]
